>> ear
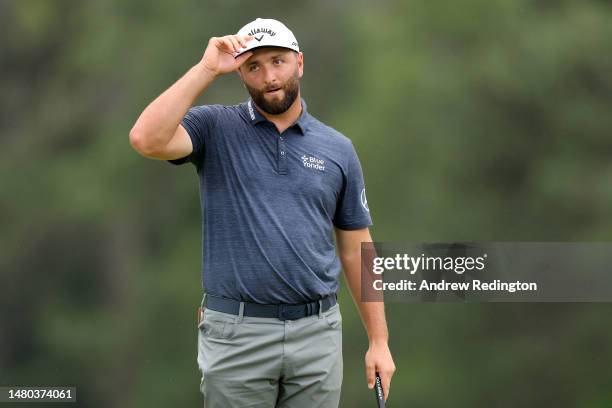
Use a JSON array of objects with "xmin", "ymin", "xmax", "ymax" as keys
[{"xmin": 296, "ymin": 51, "xmax": 304, "ymax": 79}]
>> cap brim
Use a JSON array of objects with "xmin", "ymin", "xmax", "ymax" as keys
[{"xmin": 235, "ymin": 45, "xmax": 298, "ymax": 58}]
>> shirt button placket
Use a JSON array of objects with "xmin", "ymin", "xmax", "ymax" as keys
[{"xmin": 278, "ymin": 136, "xmax": 288, "ymax": 175}]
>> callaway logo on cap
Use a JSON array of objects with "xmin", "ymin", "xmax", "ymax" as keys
[{"xmin": 235, "ymin": 18, "xmax": 299, "ymax": 57}]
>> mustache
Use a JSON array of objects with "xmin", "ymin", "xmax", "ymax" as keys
[{"xmin": 264, "ymin": 85, "xmax": 283, "ymax": 92}]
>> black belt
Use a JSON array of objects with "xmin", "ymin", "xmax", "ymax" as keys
[{"xmin": 204, "ymin": 294, "xmax": 337, "ymax": 321}]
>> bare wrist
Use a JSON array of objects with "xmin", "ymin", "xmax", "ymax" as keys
[
  {"xmin": 195, "ymin": 60, "xmax": 218, "ymax": 79},
  {"xmin": 368, "ymin": 336, "xmax": 389, "ymax": 347}
]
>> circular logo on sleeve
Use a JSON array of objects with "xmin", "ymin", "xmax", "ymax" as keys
[{"xmin": 360, "ymin": 188, "xmax": 369, "ymax": 212}]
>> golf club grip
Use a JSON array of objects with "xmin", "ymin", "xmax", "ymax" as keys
[{"xmin": 374, "ymin": 373, "xmax": 385, "ymax": 407}]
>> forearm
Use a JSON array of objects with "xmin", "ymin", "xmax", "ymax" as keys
[
  {"xmin": 341, "ymin": 250, "xmax": 389, "ymax": 344},
  {"xmin": 358, "ymin": 300, "xmax": 388, "ymax": 344},
  {"xmin": 130, "ymin": 62, "xmax": 216, "ymax": 150},
  {"xmin": 342, "ymin": 243, "xmax": 395, "ymax": 397}
]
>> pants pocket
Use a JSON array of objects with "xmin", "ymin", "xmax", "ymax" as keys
[
  {"xmin": 199, "ymin": 309, "xmax": 237, "ymax": 340},
  {"xmin": 323, "ymin": 304, "xmax": 342, "ymax": 330}
]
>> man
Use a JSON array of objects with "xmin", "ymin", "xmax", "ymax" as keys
[{"xmin": 129, "ymin": 18, "xmax": 395, "ymax": 407}]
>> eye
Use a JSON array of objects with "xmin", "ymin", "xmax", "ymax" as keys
[
  {"xmin": 273, "ymin": 58, "xmax": 282, "ymax": 65},
  {"xmin": 249, "ymin": 64, "xmax": 259, "ymax": 72}
]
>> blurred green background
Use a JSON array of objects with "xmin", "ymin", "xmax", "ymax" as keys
[{"xmin": 2, "ymin": 0, "xmax": 612, "ymax": 407}]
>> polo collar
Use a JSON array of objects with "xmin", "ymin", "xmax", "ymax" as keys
[
  {"xmin": 244, "ymin": 97, "xmax": 311, "ymax": 135},
  {"xmin": 246, "ymin": 98, "xmax": 267, "ymax": 124}
]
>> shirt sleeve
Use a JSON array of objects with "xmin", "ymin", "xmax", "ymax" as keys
[
  {"xmin": 333, "ymin": 142, "xmax": 373, "ymax": 230},
  {"xmin": 167, "ymin": 105, "xmax": 217, "ymax": 168}
]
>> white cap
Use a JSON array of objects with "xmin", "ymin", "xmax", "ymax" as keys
[{"xmin": 235, "ymin": 18, "xmax": 299, "ymax": 57}]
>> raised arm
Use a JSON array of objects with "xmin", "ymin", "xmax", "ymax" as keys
[{"xmin": 129, "ymin": 34, "xmax": 253, "ymax": 160}]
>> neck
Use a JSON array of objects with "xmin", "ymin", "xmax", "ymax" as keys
[{"xmin": 254, "ymin": 92, "xmax": 302, "ymax": 133}]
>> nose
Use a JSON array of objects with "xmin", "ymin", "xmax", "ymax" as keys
[{"xmin": 261, "ymin": 66, "xmax": 278, "ymax": 87}]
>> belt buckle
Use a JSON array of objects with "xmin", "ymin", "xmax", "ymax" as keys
[{"xmin": 278, "ymin": 304, "xmax": 302, "ymax": 321}]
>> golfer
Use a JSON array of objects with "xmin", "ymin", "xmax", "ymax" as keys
[{"xmin": 129, "ymin": 18, "xmax": 395, "ymax": 407}]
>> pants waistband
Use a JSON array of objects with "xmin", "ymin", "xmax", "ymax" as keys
[{"xmin": 203, "ymin": 293, "xmax": 337, "ymax": 321}]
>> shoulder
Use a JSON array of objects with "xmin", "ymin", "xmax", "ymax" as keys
[
  {"xmin": 185, "ymin": 103, "xmax": 247, "ymax": 128},
  {"xmin": 188, "ymin": 103, "xmax": 242, "ymax": 117},
  {"xmin": 306, "ymin": 114, "xmax": 354, "ymax": 151}
]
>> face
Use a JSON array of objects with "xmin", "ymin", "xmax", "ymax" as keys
[{"xmin": 238, "ymin": 47, "xmax": 304, "ymax": 115}]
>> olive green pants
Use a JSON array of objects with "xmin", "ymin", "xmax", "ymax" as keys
[{"xmin": 196, "ymin": 298, "xmax": 343, "ymax": 408}]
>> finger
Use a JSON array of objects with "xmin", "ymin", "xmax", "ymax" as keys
[
  {"xmin": 209, "ymin": 36, "xmax": 221, "ymax": 50},
  {"xmin": 227, "ymin": 36, "xmax": 241, "ymax": 54},
  {"xmin": 234, "ymin": 34, "xmax": 250, "ymax": 48},
  {"xmin": 380, "ymin": 372, "xmax": 391, "ymax": 402},
  {"xmin": 233, "ymin": 51, "xmax": 253, "ymax": 68},
  {"xmin": 365, "ymin": 362, "xmax": 376, "ymax": 389},
  {"xmin": 219, "ymin": 37, "xmax": 234, "ymax": 53},
  {"xmin": 240, "ymin": 34, "xmax": 254, "ymax": 45}
]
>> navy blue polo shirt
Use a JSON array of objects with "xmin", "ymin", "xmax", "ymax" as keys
[{"xmin": 168, "ymin": 97, "xmax": 372, "ymax": 304}]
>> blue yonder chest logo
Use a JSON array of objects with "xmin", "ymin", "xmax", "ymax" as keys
[{"xmin": 301, "ymin": 154, "xmax": 325, "ymax": 172}]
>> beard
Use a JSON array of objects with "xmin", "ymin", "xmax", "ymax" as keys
[{"xmin": 245, "ymin": 70, "xmax": 300, "ymax": 115}]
